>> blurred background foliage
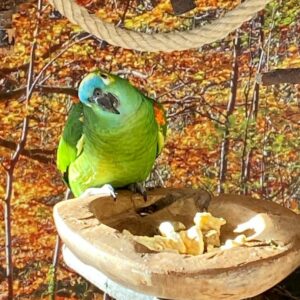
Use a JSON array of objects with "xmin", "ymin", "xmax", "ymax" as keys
[{"xmin": 0, "ymin": 0, "xmax": 299, "ymax": 298}]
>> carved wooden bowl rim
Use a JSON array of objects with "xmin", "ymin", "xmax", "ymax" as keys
[{"xmin": 54, "ymin": 188, "xmax": 300, "ymax": 300}]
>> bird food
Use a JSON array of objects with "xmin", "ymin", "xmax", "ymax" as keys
[{"xmin": 123, "ymin": 212, "xmax": 250, "ymax": 255}]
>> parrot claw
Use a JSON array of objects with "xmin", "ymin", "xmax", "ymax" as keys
[
  {"xmin": 80, "ymin": 184, "xmax": 117, "ymax": 201},
  {"xmin": 128, "ymin": 182, "xmax": 147, "ymax": 202}
]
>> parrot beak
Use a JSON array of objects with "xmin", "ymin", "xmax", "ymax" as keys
[
  {"xmin": 91, "ymin": 90, "xmax": 120, "ymax": 114},
  {"xmin": 105, "ymin": 104, "xmax": 120, "ymax": 115}
]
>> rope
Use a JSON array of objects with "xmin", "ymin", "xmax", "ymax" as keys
[{"xmin": 48, "ymin": 0, "xmax": 272, "ymax": 52}]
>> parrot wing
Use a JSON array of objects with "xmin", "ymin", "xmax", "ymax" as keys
[
  {"xmin": 146, "ymin": 96, "xmax": 167, "ymax": 156},
  {"xmin": 57, "ymin": 102, "xmax": 84, "ymax": 183}
]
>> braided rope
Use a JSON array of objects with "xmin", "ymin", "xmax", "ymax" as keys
[{"xmin": 48, "ymin": 0, "xmax": 271, "ymax": 52}]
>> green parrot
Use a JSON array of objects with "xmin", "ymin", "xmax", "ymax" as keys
[{"xmin": 56, "ymin": 71, "xmax": 167, "ymax": 199}]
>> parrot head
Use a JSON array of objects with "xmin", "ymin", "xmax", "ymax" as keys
[
  {"xmin": 78, "ymin": 71, "xmax": 120, "ymax": 114},
  {"xmin": 78, "ymin": 71, "xmax": 144, "ymax": 122}
]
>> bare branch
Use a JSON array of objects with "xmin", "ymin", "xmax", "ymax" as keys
[
  {"xmin": 38, "ymin": 85, "xmax": 78, "ymax": 97},
  {"xmin": 28, "ymin": 33, "xmax": 92, "ymax": 95},
  {"xmin": 0, "ymin": 34, "xmax": 78, "ymax": 75},
  {"xmin": 0, "ymin": 138, "xmax": 54, "ymax": 164},
  {"xmin": 194, "ymin": 108, "xmax": 225, "ymax": 125},
  {"xmin": 115, "ymin": 69, "xmax": 151, "ymax": 79},
  {"xmin": 0, "ymin": 87, "xmax": 25, "ymax": 101},
  {"xmin": 118, "ymin": 0, "xmax": 132, "ymax": 26},
  {"xmin": 167, "ymin": 104, "xmax": 196, "ymax": 118},
  {"xmin": 240, "ymin": 13, "xmax": 265, "ymax": 194},
  {"xmin": 3, "ymin": 2, "xmax": 43, "ymax": 298},
  {"xmin": 0, "ymin": 85, "xmax": 78, "ymax": 101},
  {"xmin": 157, "ymin": 82, "xmax": 185, "ymax": 99},
  {"xmin": 218, "ymin": 30, "xmax": 240, "ymax": 194}
]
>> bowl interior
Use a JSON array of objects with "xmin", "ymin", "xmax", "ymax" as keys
[{"xmin": 88, "ymin": 191, "xmax": 275, "ymax": 244}]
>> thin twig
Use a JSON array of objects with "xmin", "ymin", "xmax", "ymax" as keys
[
  {"xmin": 49, "ymin": 189, "xmax": 72, "ymax": 300},
  {"xmin": 273, "ymin": 286, "xmax": 300, "ymax": 300},
  {"xmin": 28, "ymin": 33, "xmax": 92, "ymax": 96},
  {"xmin": 0, "ymin": 35, "xmax": 74, "ymax": 75},
  {"xmin": 2, "ymin": 1, "xmax": 43, "ymax": 298},
  {"xmin": 157, "ymin": 82, "xmax": 185, "ymax": 99},
  {"xmin": 118, "ymin": 0, "xmax": 132, "ymax": 26}
]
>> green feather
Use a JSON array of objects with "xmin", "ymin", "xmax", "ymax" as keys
[
  {"xmin": 57, "ymin": 73, "xmax": 167, "ymax": 197},
  {"xmin": 56, "ymin": 103, "xmax": 83, "ymax": 175}
]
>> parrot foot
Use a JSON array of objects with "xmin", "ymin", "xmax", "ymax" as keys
[
  {"xmin": 128, "ymin": 182, "xmax": 147, "ymax": 202},
  {"xmin": 80, "ymin": 184, "xmax": 117, "ymax": 201}
]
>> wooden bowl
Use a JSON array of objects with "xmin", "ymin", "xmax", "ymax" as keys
[{"xmin": 53, "ymin": 188, "xmax": 300, "ymax": 300}]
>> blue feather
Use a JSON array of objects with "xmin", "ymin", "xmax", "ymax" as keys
[{"xmin": 78, "ymin": 73, "xmax": 105, "ymax": 105}]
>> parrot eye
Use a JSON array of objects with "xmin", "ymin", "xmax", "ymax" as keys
[
  {"xmin": 100, "ymin": 74, "xmax": 108, "ymax": 79},
  {"xmin": 94, "ymin": 88, "xmax": 102, "ymax": 97}
]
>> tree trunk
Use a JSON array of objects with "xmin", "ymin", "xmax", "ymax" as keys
[
  {"xmin": 217, "ymin": 30, "xmax": 240, "ymax": 194},
  {"xmin": 240, "ymin": 13, "xmax": 264, "ymax": 194}
]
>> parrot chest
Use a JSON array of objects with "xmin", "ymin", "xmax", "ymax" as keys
[{"xmin": 69, "ymin": 104, "xmax": 158, "ymax": 195}]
